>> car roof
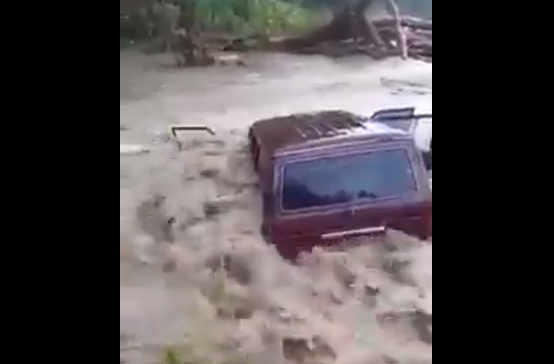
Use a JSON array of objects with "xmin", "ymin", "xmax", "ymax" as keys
[{"xmin": 249, "ymin": 110, "xmax": 410, "ymax": 157}]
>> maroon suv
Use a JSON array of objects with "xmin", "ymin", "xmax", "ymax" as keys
[{"xmin": 247, "ymin": 110, "xmax": 432, "ymax": 259}]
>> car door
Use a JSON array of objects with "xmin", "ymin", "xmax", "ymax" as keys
[{"xmin": 413, "ymin": 117, "xmax": 432, "ymax": 152}]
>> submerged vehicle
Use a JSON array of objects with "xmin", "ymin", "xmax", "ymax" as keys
[
  {"xmin": 248, "ymin": 110, "xmax": 432, "ymax": 259},
  {"xmin": 370, "ymin": 107, "xmax": 432, "ymax": 170}
]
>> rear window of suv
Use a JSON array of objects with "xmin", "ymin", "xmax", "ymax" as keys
[{"xmin": 281, "ymin": 148, "xmax": 418, "ymax": 211}]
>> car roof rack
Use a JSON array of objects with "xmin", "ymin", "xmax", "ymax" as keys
[
  {"xmin": 370, "ymin": 107, "xmax": 432, "ymax": 122},
  {"xmin": 169, "ymin": 125, "xmax": 216, "ymax": 151}
]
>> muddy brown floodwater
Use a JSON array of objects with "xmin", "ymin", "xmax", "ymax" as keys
[{"xmin": 120, "ymin": 50, "xmax": 432, "ymax": 364}]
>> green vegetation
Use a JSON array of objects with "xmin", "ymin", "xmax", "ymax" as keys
[
  {"xmin": 120, "ymin": 0, "xmax": 320, "ymax": 44},
  {"xmin": 120, "ymin": 0, "xmax": 432, "ymax": 45},
  {"xmin": 192, "ymin": 0, "xmax": 319, "ymax": 36},
  {"xmin": 302, "ymin": 0, "xmax": 432, "ymax": 19}
]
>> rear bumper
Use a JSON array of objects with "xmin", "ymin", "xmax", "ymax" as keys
[
  {"xmin": 269, "ymin": 230, "xmax": 386, "ymax": 260},
  {"xmin": 268, "ymin": 228, "xmax": 430, "ymax": 260}
]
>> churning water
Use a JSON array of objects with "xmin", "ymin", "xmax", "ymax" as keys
[{"xmin": 120, "ymin": 51, "xmax": 432, "ymax": 364}]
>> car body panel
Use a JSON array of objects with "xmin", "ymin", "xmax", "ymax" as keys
[
  {"xmin": 248, "ymin": 110, "xmax": 432, "ymax": 259},
  {"xmin": 369, "ymin": 107, "xmax": 432, "ymax": 169}
]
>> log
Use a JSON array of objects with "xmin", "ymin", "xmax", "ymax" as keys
[{"xmin": 373, "ymin": 17, "xmax": 432, "ymax": 31}]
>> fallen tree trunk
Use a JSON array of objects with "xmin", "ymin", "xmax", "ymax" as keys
[{"xmin": 373, "ymin": 17, "xmax": 432, "ymax": 31}]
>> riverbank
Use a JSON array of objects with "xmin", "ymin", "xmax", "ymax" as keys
[{"xmin": 121, "ymin": 0, "xmax": 431, "ymax": 67}]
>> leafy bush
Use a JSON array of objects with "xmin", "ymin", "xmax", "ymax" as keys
[
  {"xmin": 192, "ymin": 0, "xmax": 318, "ymax": 36},
  {"xmin": 120, "ymin": 0, "xmax": 319, "ymax": 41},
  {"xmin": 301, "ymin": 0, "xmax": 432, "ymax": 19}
]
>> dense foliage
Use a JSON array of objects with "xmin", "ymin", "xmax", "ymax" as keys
[
  {"xmin": 120, "ymin": 0, "xmax": 431, "ymax": 43},
  {"xmin": 120, "ymin": 0, "xmax": 318, "ymax": 42},
  {"xmin": 192, "ymin": 0, "xmax": 317, "ymax": 35}
]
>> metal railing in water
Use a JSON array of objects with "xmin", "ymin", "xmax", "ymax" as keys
[{"xmin": 120, "ymin": 125, "xmax": 216, "ymax": 156}]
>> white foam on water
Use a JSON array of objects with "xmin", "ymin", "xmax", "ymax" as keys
[
  {"xmin": 120, "ymin": 144, "xmax": 150, "ymax": 155},
  {"xmin": 120, "ymin": 52, "xmax": 432, "ymax": 364}
]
